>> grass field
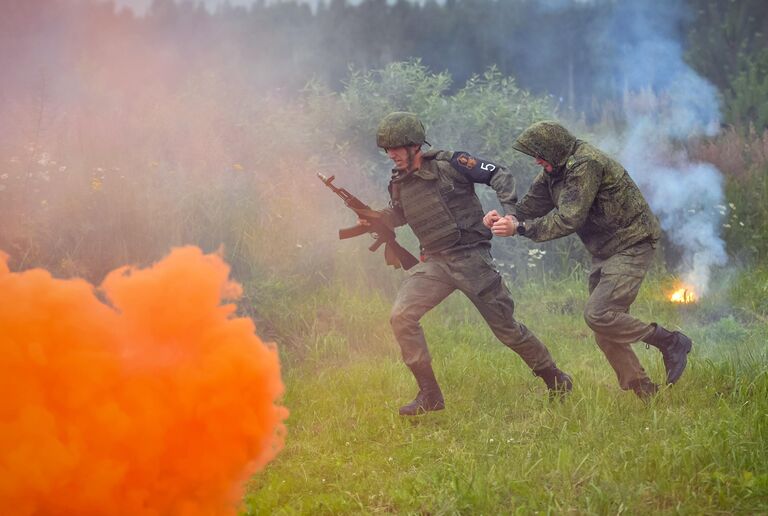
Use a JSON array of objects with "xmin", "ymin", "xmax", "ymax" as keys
[{"xmin": 242, "ymin": 273, "xmax": 768, "ymax": 514}]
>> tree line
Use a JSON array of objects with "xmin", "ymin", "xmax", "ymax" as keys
[{"xmin": 1, "ymin": 0, "xmax": 766, "ymax": 130}]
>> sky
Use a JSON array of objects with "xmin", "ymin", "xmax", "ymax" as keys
[
  {"xmin": 109, "ymin": 0, "xmax": 287, "ymax": 15},
  {"xmin": 105, "ymin": 0, "xmax": 441, "ymax": 16}
]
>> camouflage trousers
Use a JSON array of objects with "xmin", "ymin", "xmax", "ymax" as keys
[
  {"xmin": 390, "ymin": 246, "xmax": 554, "ymax": 372},
  {"xmin": 584, "ymin": 241, "xmax": 657, "ymax": 389}
]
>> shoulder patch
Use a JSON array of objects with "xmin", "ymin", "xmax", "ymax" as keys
[{"xmin": 449, "ymin": 151, "xmax": 500, "ymax": 184}]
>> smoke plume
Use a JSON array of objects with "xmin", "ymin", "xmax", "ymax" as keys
[
  {"xmin": 596, "ymin": 0, "xmax": 727, "ymax": 294},
  {"xmin": 0, "ymin": 246, "xmax": 287, "ymax": 515}
]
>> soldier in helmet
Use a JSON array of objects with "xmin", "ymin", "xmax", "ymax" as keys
[
  {"xmin": 491, "ymin": 120, "xmax": 692, "ymax": 400},
  {"xmin": 372, "ymin": 111, "xmax": 572, "ymax": 416}
]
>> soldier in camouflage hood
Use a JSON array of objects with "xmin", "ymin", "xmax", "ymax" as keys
[
  {"xmin": 496, "ymin": 120, "xmax": 692, "ymax": 399},
  {"xmin": 371, "ymin": 112, "xmax": 572, "ymax": 415}
]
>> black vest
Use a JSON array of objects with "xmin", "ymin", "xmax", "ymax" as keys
[{"xmin": 390, "ymin": 151, "xmax": 491, "ymax": 254}]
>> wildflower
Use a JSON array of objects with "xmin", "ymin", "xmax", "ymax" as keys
[
  {"xmin": 232, "ymin": 163, "xmax": 244, "ymax": 171},
  {"xmin": 91, "ymin": 177, "xmax": 103, "ymax": 191},
  {"xmin": 58, "ymin": 166, "xmax": 67, "ymax": 172},
  {"xmin": 0, "ymin": 173, "xmax": 7, "ymax": 180},
  {"xmin": 528, "ymin": 263, "xmax": 536, "ymax": 268},
  {"xmin": 722, "ymin": 224, "xmax": 731, "ymax": 228},
  {"xmin": 739, "ymin": 222, "xmax": 745, "ymax": 227},
  {"xmin": 728, "ymin": 202, "xmax": 736, "ymax": 210}
]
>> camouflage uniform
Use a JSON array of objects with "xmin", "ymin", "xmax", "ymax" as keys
[
  {"xmin": 375, "ymin": 113, "xmax": 571, "ymax": 415},
  {"xmin": 380, "ymin": 149, "xmax": 556, "ymax": 373},
  {"xmin": 511, "ymin": 121, "xmax": 663, "ymax": 390}
]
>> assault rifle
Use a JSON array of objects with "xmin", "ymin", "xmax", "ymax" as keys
[{"xmin": 318, "ymin": 173, "xmax": 419, "ymax": 270}]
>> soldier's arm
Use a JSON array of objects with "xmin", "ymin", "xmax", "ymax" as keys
[
  {"xmin": 522, "ymin": 163, "xmax": 601, "ymax": 242},
  {"xmin": 448, "ymin": 152, "xmax": 518, "ymax": 216},
  {"xmin": 488, "ymin": 165, "xmax": 519, "ymax": 217},
  {"xmin": 515, "ymin": 172, "xmax": 555, "ymax": 221}
]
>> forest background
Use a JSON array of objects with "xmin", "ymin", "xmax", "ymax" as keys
[{"xmin": 1, "ymin": 0, "xmax": 767, "ymax": 513}]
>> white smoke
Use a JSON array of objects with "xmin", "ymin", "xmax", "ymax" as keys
[{"xmin": 596, "ymin": 0, "xmax": 727, "ymax": 295}]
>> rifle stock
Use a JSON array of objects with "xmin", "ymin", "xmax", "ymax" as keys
[{"xmin": 386, "ymin": 241, "xmax": 419, "ymax": 269}]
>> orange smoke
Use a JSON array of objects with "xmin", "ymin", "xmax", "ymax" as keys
[{"xmin": 0, "ymin": 247, "xmax": 287, "ymax": 515}]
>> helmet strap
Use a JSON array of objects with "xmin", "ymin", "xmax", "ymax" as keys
[{"xmin": 406, "ymin": 145, "xmax": 421, "ymax": 172}]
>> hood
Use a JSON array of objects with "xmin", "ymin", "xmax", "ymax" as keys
[{"xmin": 512, "ymin": 121, "xmax": 577, "ymax": 168}]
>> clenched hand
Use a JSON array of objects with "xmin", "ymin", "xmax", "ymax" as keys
[{"xmin": 492, "ymin": 215, "xmax": 518, "ymax": 237}]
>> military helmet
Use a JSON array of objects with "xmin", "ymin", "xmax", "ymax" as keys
[{"xmin": 376, "ymin": 112, "xmax": 427, "ymax": 148}]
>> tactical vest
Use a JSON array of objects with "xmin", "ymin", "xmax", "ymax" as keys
[{"xmin": 391, "ymin": 152, "xmax": 490, "ymax": 253}]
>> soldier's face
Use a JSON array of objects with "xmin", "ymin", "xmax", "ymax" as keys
[
  {"xmin": 386, "ymin": 146, "xmax": 415, "ymax": 171},
  {"xmin": 535, "ymin": 157, "xmax": 554, "ymax": 173}
]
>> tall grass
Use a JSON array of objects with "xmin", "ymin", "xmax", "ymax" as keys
[{"xmin": 242, "ymin": 273, "xmax": 768, "ymax": 514}]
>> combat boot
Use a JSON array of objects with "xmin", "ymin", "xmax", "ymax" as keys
[
  {"xmin": 643, "ymin": 323, "xmax": 693, "ymax": 384},
  {"xmin": 629, "ymin": 377, "xmax": 659, "ymax": 401},
  {"xmin": 399, "ymin": 362, "xmax": 445, "ymax": 416},
  {"xmin": 534, "ymin": 365, "xmax": 573, "ymax": 399}
]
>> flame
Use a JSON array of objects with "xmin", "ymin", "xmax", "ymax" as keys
[
  {"xmin": 669, "ymin": 285, "xmax": 697, "ymax": 303},
  {"xmin": 0, "ymin": 247, "xmax": 287, "ymax": 515}
]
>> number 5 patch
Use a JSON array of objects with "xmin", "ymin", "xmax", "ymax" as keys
[{"xmin": 450, "ymin": 151, "xmax": 500, "ymax": 184}]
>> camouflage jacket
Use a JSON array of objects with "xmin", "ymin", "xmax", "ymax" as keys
[
  {"xmin": 512, "ymin": 121, "xmax": 661, "ymax": 259},
  {"xmin": 380, "ymin": 149, "xmax": 518, "ymax": 253}
]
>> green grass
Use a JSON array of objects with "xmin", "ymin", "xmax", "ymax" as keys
[{"xmin": 242, "ymin": 274, "xmax": 768, "ymax": 515}]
